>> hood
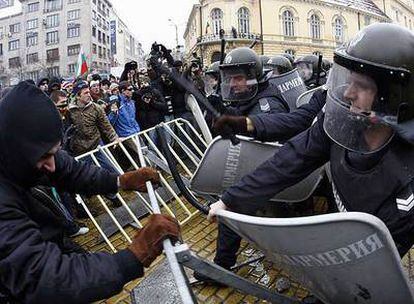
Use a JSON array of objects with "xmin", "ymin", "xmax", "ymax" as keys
[{"xmin": 0, "ymin": 82, "xmax": 62, "ymax": 187}]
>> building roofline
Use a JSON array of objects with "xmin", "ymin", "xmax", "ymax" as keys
[{"xmin": 184, "ymin": 4, "xmax": 201, "ymax": 38}]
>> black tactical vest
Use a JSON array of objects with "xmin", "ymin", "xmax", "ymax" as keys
[{"xmin": 330, "ymin": 139, "xmax": 414, "ymax": 255}]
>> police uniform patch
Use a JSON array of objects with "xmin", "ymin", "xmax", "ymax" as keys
[
  {"xmin": 396, "ymin": 185, "xmax": 414, "ymax": 212},
  {"xmin": 259, "ymin": 98, "xmax": 270, "ymax": 112}
]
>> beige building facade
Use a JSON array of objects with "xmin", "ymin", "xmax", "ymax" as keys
[{"xmin": 184, "ymin": 0, "xmax": 414, "ymax": 66}]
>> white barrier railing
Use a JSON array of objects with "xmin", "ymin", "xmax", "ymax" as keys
[{"xmin": 74, "ymin": 118, "xmax": 209, "ymax": 253}]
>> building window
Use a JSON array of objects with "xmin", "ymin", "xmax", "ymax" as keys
[
  {"xmin": 44, "ymin": 0, "xmax": 62, "ymax": 12},
  {"xmin": 67, "ymin": 25, "xmax": 80, "ymax": 38},
  {"xmin": 92, "ymin": 43, "xmax": 97, "ymax": 54},
  {"xmin": 28, "ymin": 2, "xmax": 39, "ymax": 12},
  {"xmin": 0, "ymin": 44, "xmax": 3, "ymax": 56},
  {"xmin": 92, "ymin": 10, "xmax": 96, "ymax": 20},
  {"xmin": 68, "ymin": 63, "xmax": 76, "ymax": 74},
  {"xmin": 0, "ymin": 0, "xmax": 13, "ymax": 9},
  {"xmin": 211, "ymin": 8, "xmax": 223, "ymax": 36},
  {"xmin": 27, "ymin": 19, "xmax": 38, "ymax": 30},
  {"xmin": 107, "ymin": 49, "xmax": 110, "ymax": 58},
  {"xmin": 67, "ymin": 44, "xmax": 80, "ymax": 56},
  {"xmin": 237, "ymin": 7, "xmax": 250, "ymax": 35},
  {"xmin": 9, "ymin": 57, "xmax": 21, "ymax": 69},
  {"xmin": 27, "ymin": 70, "xmax": 40, "ymax": 81},
  {"xmin": 8, "ymin": 39, "xmax": 19, "ymax": 51},
  {"xmin": 26, "ymin": 32, "xmax": 38, "ymax": 46},
  {"xmin": 285, "ymin": 49, "xmax": 295, "ymax": 56},
  {"xmin": 364, "ymin": 15, "xmax": 371, "ymax": 26},
  {"xmin": 282, "ymin": 10, "xmax": 295, "ymax": 36},
  {"xmin": 9, "ymin": 23, "xmax": 20, "ymax": 34},
  {"xmin": 47, "ymin": 48, "xmax": 59, "ymax": 62},
  {"xmin": 334, "ymin": 17, "xmax": 344, "ymax": 42},
  {"xmin": 395, "ymin": 10, "xmax": 399, "ymax": 22},
  {"xmin": 102, "ymin": 34, "xmax": 106, "ymax": 44},
  {"xmin": 310, "ymin": 14, "xmax": 321, "ymax": 39},
  {"xmin": 68, "ymin": 0, "xmax": 81, "ymax": 3},
  {"xmin": 26, "ymin": 52, "xmax": 39, "ymax": 64},
  {"xmin": 98, "ymin": 30, "xmax": 102, "ymax": 42},
  {"xmin": 92, "ymin": 26, "xmax": 96, "ymax": 37},
  {"xmin": 68, "ymin": 9, "xmax": 80, "ymax": 20},
  {"xmin": 46, "ymin": 31, "xmax": 59, "ymax": 45},
  {"xmin": 46, "ymin": 14, "xmax": 60, "ymax": 28},
  {"xmin": 48, "ymin": 66, "xmax": 60, "ymax": 77},
  {"xmin": 98, "ymin": 46, "xmax": 102, "ymax": 58}
]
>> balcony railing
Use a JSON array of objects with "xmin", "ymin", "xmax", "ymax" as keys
[
  {"xmin": 47, "ymin": 55, "xmax": 60, "ymax": 62},
  {"xmin": 197, "ymin": 32, "xmax": 262, "ymax": 44},
  {"xmin": 263, "ymin": 34, "xmax": 338, "ymax": 48},
  {"xmin": 43, "ymin": 5, "xmax": 63, "ymax": 13}
]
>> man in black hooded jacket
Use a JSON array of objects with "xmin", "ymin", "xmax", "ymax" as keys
[{"xmin": 0, "ymin": 82, "xmax": 180, "ymax": 303}]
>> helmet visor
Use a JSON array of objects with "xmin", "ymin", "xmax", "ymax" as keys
[
  {"xmin": 203, "ymin": 74, "xmax": 218, "ymax": 96},
  {"xmin": 296, "ymin": 62, "xmax": 313, "ymax": 81},
  {"xmin": 324, "ymin": 63, "xmax": 397, "ymax": 154},
  {"xmin": 220, "ymin": 65, "xmax": 258, "ymax": 102}
]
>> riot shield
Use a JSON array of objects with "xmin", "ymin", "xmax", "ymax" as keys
[
  {"xmin": 296, "ymin": 85, "xmax": 326, "ymax": 108},
  {"xmin": 217, "ymin": 210, "xmax": 414, "ymax": 304},
  {"xmin": 186, "ymin": 94, "xmax": 213, "ymax": 144},
  {"xmin": 269, "ymin": 69, "xmax": 307, "ymax": 111},
  {"xmin": 190, "ymin": 136, "xmax": 324, "ymax": 203}
]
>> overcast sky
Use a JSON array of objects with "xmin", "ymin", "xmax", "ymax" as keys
[{"xmin": 111, "ymin": 0, "xmax": 199, "ymax": 53}]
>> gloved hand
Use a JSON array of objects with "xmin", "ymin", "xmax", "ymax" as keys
[
  {"xmin": 119, "ymin": 167, "xmax": 160, "ymax": 192},
  {"xmin": 128, "ymin": 214, "xmax": 181, "ymax": 267},
  {"xmin": 213, "ymin": 115, "xmax": 248, "ymax": 139}
]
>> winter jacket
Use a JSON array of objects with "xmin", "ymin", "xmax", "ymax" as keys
[
  {"xmin": 68, "ymin": 100, "xmax": 118, "ymax": 156},
  {"xmin": 0, "ymin": 83, "xmax": 143, "ymax": 303},
  {"xmin": 108, "ymin": 94, "xmax": 140, "ymax": 137},
  {"xmin": 135, "ymin": 87, "xmax": 168, "ymax": 130}
]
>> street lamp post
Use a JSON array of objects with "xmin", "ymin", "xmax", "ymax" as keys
[{"xmin": 168, "ymin": 18, "xmax": 179, "ymax": 48}]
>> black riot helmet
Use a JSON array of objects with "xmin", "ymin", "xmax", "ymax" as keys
[
  {"xmin": 260, "ymin": 55, "xmax": 271, "ymax": 72},
  {"xmin": 281, "ymin": 53, "xmax": 295, "ymax": 66},
  {"xmin": 322, "ymin": 58, "xmax": 332, "ymax": 74},
  {"xmin": 219, "ymin": 47, "xmax": 264, "ymax": 102},
  {"xmin": 324, "ymin": 23, "xmax": 414, "ymax": 154},
  {"xmin": 204, "ymin": 61, "xmax": 220, "ymax": 96},
  {"xmin": 294, "ymin": 55, "xmax": 321, "ymax": 84},
  {"xmin": 267, "ymin": 55, "xmax": 293, "ymax": 76}
]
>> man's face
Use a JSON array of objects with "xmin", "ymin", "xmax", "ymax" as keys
[
  {"xmin": 78, "ymin": 88, "xmax": 91, "ymax": 104},
  {"xmin": 66, "ymin": 84, "xmax": 73, "ymax": 93},
  {"xmin": 229, "ymin": 74, "xmax": 248, "ymax": 94},
  {"xmin": 36, "ymin": 142, "xmax": 61, "ymax": 174},
  {"xmin": 344, "ymin": 72, "xmax": 377, "ymax": 115},
  {"xmin": 111, "ymin": 88, "xmax": 119, "ymax": 95},
  {"xmin": 55, "ymin": 95, "xmax": 68, "ymax": 115},
  {"xmin": 90, "ymin": 84, "xmax": 100, "ymax": 94},
  {"xmin": 123, "ymin": 86, "xmax": 133, "ymax": 98},
  {"xmin": 39, "ymin": 82, "xmax": 48, "ymax": 92},
  {"xmin": 102, "ymin": 84, "xmax": 109, "ymax": 92}
]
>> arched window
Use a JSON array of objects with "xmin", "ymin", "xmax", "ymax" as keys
[
  {"xmin": 238, "ymin": 7, "xmax": 250, "ymax": 35},
  {"xmin": 211, "ymin": 8, "xmax": 223, "ymax": 36},
  {"xmin": 211, "ymin": 51, "xmax": 222, "ymax": 63},
  {"xmin": 334, "ymin": 17, "xmax": 344, "ymax": 42},
  {"xmin": 282, "ymin": 10, "xmax": 295, "ymax": 36},
  {"xmin": 310, "ymin": 14, "xmax": 321, "ymax": 39}
]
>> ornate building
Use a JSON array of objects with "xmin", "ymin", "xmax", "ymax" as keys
[{"xmin": 184, "ymin": 0, "xmax": 413, "ymax": 66}]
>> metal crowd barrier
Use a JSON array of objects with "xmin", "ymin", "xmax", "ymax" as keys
[{"xmin": 74, "ymin": 118, "xmax": 209, "ymax": 253}]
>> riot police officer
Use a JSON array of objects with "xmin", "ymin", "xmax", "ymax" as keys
[
  {"xmin": 221, "ymin": 47, "xmax": 289, "ymax": 117},
  {"xmin": 267, "ymin": 55, "xmax": 293, "ymax": 76},
  {"xmin": 209, "ymin": 23, "xmax": 414, "ymax": 259},
  {"xmin": 294, "ymin": 54, "xmax": 327, "ymax": 89}
]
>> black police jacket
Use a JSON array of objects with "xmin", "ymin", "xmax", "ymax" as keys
[
  {"xmin": 225, "ymin": 81, "xmax": 289, "ymax": 116},
  {"xmin": 222, "ymin": 115, "xmax": 414, "ymax": 256},
  {"xmin": 250, "ymin": 89, "xmax": 326, "ymax": 142}
]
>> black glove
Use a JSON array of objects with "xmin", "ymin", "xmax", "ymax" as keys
[{"xmin": 213, "ymin": 115, "xmax": 248, "ymax": 139}]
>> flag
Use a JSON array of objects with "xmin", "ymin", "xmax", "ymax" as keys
[{"xmin": 76, "ymin": 47, "xmax": 88, "ymax": 77}]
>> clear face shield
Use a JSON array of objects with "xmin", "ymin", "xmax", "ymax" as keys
[
  {"xmin": 323, "ymin": 63, "xmax": 404, "ymax": 154},
  {"xmin": 220, "ymin": 64, "xmax": 258, "ymax": 102},
  {"xmin": 203, "ymin": 73, "xmax": 218, "ymax": 96},
  {"xmin": 296, "ymin": 62, "xmax": 313, "ymax": 82}
]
